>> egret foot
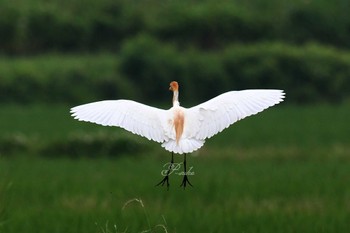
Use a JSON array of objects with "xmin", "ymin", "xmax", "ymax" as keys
[
  {"xmin": 180, "ymin": 153, "xmax": 193, "ymax": 189},
  {"xmin": 180, "ymin": 175, "xmax": 193, "ymax": 189},
  {"xmin": 156, "ymin": 152, "xmax": 174, "ymax": 190},
  {"xmin": 156, "ymin": 175, "xmax": 170, "ymax": 190}
]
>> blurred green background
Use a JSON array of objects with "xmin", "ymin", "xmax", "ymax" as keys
[{"xmin": 0, "ymin": 0, "xmax": 349, "ymax": 232}]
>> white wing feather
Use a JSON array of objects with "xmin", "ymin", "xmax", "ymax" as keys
[
  {"xmin": 70, "ymin": 100, "xmax": 169, "ymax": 143},
  {"xmin": 187, "ymin": 90, "xmax": 285, "ymax": 140}
]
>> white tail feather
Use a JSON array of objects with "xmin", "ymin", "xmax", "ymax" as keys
[{"xmin": 161, "ymin": 139, "xmax": 204, "ymax": 154}]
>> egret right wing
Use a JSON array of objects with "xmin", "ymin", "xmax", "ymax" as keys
[{"xmin": 187, "ymin": 90, "xmax": 285, "ymax": 140}]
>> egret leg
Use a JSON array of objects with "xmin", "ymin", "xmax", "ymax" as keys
[
  {"xmin": 156, "ymin": 152, "xmax": 174, "ymax": 190},
  {"xmin": 180, "ymin": 153, "xmax": 193, "ymax": 189}
]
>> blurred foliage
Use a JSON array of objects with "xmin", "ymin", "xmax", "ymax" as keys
[
  {"xmin": 42, "ymin": 132, "xmax": 150, "ymax": 158},
  {"xmin": 0, "ymin": 0, "xmax": 350, "ymax": 53},
  {"xmin": 0, "ymin": 0, "xmax": 349, "ymax": 104},
  {"xmin": 0, "ymin": 39, "xmax": 349, "ymax": 104},
  {"xmin": 120, "ymin": 36, "xmax": 350, "ymax": 104},
  {"xmin": 0, "ymin": 54, "xmax": 136, "ymax": 104},
  {"xmin": 0, "ymin": 132, "xmax": 150, "ymax": 158}
]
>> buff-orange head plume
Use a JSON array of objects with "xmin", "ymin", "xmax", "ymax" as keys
[{"xmin": 169, "ymin": 81, "xmax": 179, "ymax": 91}]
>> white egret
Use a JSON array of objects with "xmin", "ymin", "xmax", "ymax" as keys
[{"xmin": 71, "ymin": 81, "xmax": 285, "ymax": 189}]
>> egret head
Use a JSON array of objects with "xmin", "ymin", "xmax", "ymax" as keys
[{"xmin": 169, "ymin": 81, "xmax": 179, "ymax": 92}]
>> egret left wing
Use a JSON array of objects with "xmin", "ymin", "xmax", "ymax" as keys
[{"xmin": 70, "ymin": 100, "xmax": 169, "ymax": 143}]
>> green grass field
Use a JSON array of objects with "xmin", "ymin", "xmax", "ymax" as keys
[{"xmin": 0, "ymin": 104, "xmax": 349, "ymax": 232}]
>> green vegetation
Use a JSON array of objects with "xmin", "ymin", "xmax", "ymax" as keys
[
  {"xmin": 0, "ymin": 54, "xmax": 128, "ymax": 104},
  {"xmin": 1, "ymin": 42, "xmax": 350, "ymax": 104},
  {"xmin": 120, "ymin": 38, "xmax": 350, "ymax": 104},
  {"xmin": 1, "ymin": 0, "xmax": 350, "ymax": 54},
  {"xmin": 0, "ymin": 104, "xmax": 349, "ymax": 232},
  {"xmin": 1, "ymin": 0, "xmax": 349, "ymax": 104}
]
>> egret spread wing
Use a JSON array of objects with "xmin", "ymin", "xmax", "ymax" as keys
[
  {"xmin": 188, "ymin": 90, "xmax": 285, "ymax": 140},
  {"xmin": 70, "ymin": 100, "xmax": 169, "ymax": 143}
]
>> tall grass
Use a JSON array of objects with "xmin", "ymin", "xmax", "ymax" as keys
[{"xmin": 1, "ymin": 153, "xmax": 350, "ymax": 232}]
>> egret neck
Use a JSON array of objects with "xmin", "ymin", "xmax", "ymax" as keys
[
  {"xmin": 169, "ymin": 81, "xmax": 184, "ymax": 143},
  {"xmin": 169, "ymin": 81, "xmax": 180, "ymax": 106},
  {"xmin": 173, "ymin": 90, "xmax": 179, "ymax": 106}
]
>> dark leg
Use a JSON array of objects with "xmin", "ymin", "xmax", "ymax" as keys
[
  {"xmin": 180, "ymin": 153, "xmax": 193, "ymax": 189},
  {"xmin": 156, "ymin": 152, "xmax": 174, "ymax": 190}
]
